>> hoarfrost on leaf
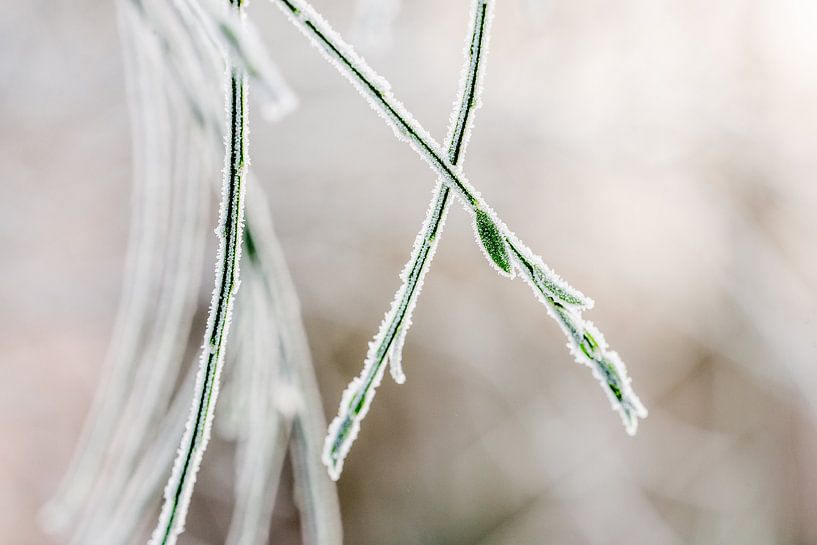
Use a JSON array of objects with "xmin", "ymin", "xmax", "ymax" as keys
[{"xmin": 474, "ymin": 208, "xmax": 512, "ymax": 275}]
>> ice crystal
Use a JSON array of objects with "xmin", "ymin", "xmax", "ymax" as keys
[
  {"xmin": 319, "ymin": 0, "xmax": 495, "ymax": 480},
  {"xmin": 47, "ymin": 2, "xmax": 340, "ymax": 545}
]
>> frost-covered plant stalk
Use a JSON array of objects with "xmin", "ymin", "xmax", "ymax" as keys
[
  {"xmin": 272, "ymin": 0, "xmax": 647, "ymax": 480},
  {"xmin": 323, "ymin": 0, "xmax": 494, "ymax": 480},
  {"xmin": 149, "ymin": 1, "xmax": 248, "ymax": 544}
]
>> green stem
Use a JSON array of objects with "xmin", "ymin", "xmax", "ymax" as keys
[
  {"xmin": 323, "ymin": 0, "xmax": 492, "ymax": 476},
  {"xmin": 150, "ymin": 3, "xmax": 248, "ymax": 544}
]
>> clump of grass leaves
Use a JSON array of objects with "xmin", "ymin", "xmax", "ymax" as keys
[
  {"xmin": 44, "ymin": 0, "xmax": 647, "ymax": 544},
  {"xmin": 42, "ymin": 1, "xmax": 339, "ymax": 545}
]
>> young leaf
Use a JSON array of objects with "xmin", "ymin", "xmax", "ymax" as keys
[{"xmin": 474, "ymin": 208, "xmax": 511, "ymax": 274}]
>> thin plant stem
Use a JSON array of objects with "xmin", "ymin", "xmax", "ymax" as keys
[
  {"xmin": 322, "ymin": 0, "xmax": 494, "ymax": 480},
  {"xmin": 149, "ymin": 1, "xmax": 248, "ymax": 543}
]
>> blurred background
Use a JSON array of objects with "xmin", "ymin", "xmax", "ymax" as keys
[{"xmin": 3, "ymin": 0, "xmax": 817, "ymax": 543}]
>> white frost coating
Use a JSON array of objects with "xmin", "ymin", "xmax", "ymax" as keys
[
  {"xmin": 148, "ymin": 16, "xmax": 249, "ymax": 544},
  {"xmin": 321, "ymin": 0, "xmax": 494, "ymax": 480},
  {"xmin": 547, "ymin": 297, "xmax": 647, "ymax": 434},
  {"xmin": 382, "ymin": 189, "xmax": 449, "ymax": 386},
  {"xmin": 71, "ymin": 81, "xmax": 212, "ymax": 545},
  {"xmin": 273, "ymin": 0, "xmax": 647, "ymax": 468},
  {"xmin": 386, "ymin": 328, "xmax": 408, "ymax": 384},
  {"xmin": 322, "ymin": 360, "xmax": 389, "ymax": 481},
  {"xmin": 506, "ymin": 230, "xmax": 594, "ymax": 310}
]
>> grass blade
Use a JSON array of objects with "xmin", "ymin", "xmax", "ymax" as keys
[{"xmin": 149, "ymin": 2, "xmax": 248, "ymax": 543}]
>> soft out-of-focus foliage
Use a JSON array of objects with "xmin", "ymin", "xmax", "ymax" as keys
[
  {"xmin": 3, "ymin": 0, "xmax": 817, "ymax": 544},
  {"xmin": 19, "ymin": 0, "xmax": 341, "ymax": 544}
]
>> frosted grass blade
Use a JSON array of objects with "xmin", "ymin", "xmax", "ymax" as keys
[
  {"xmin": 71, "ymin": 80, "xmax": 212, "ymax": 545},
  {"xmin": 149, "ymin": 2, "xmax": 248, "ymax": 543}
]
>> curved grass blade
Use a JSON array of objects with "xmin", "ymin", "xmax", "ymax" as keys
[{"xmin": 40, "ymin": 1, "xmax": 174, "ymax": 531}]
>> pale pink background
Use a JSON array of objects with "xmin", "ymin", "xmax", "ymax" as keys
[{"xmin": 3, "ymin": 0, "xmax": 817, "ymax": 544}]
